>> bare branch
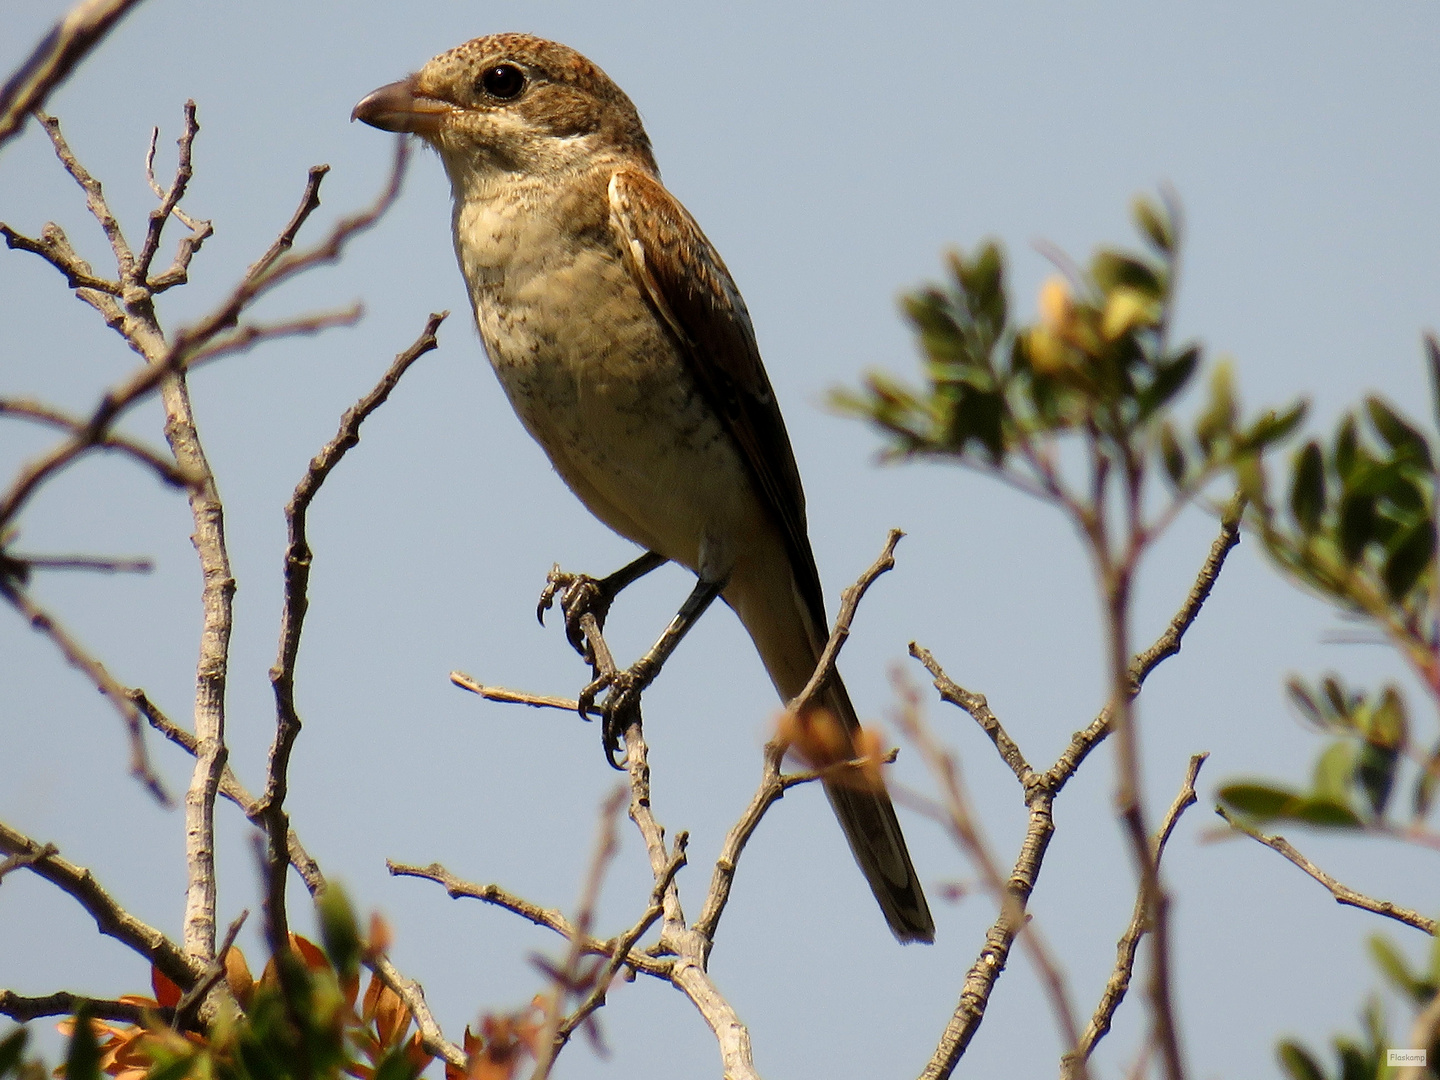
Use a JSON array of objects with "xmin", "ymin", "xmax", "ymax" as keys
[
  {"xmin": 1067, "ymin": 754, "xmax": 1208, "ymax": 1074},
  {"xmin": 0, "ymin": 580, "xmax": 169, "ymax": 802},
  {"xmin": 181, "ymin": 304, "xmax": 364, "ymax": 369},
  {"xmin": 0, "ymin": 822, "xmax": 198, "ymax": 990},
  {"xmin": 132, "ymin": 687, "xmax": 325, "ymax": 894},
  {"xmin": 909, "ymin": 644, "xmax": 1034, "ymax": 786},
  {"xmin": 135, "ymin": 100, "xmax": 205, "ymax": 284},
  {"xmin": 0, "ymin": 842, "xmax": 58, "ymax": 884},
  {"xmin": 367, "ymin": 955, "xmax": 467, "ymax": 1070},
  {"xmin": 259, "ymin": 311, "xmax": 445, "ymax": 956},
  {"xmin": 385, "ymin": 860, "xmax": 672, "ymax": 980},
  {"xmin": 0, "ymin": 991, "xmax": 168, "ymax": 1026},
  {"xmin": 173, "ymin": 908, "xmax": 247, "ymax": 1032},
  {"xmin": 1215, "ymin": 807, "xmax": 1437, "ymax": 934},
  {"xmin": 891, "ymin": 670, "xmax": 1086, "ymax": 1063},
  {"xmin": 916, "ymin": 512, "xmax": 1242, "ymax": 1079},
  {"xmin": 0, "ymin": 222, "xmax": 121, "ymax": 293},
  {"xmin": 789, "ymin": 528, "xmax": 902, "ymax": 714},
  {"xmin": 36, "ymin": 112, "xmax": 135, "ymax": 278},
  {"xmin": 0, "ymin": 397, "xmax": 193, "ymax": 488},
  {"xmin": 450, "ymin": 671, "xmax": 598, "ymax": 715},
  {"xmin": 1128, "ymin": 505, "xmax": 1242, "ymax": 689},
  {"xmin": 531, "ymin": 786, "xmax": 628, "ymax": 1080},
  {"xmin": 553, "ymin": 840, "xmax": 687, "ymax": 1052},
  {"xmin": 0, "ymin": 0, "xmax": 147, "ymax": 150}
]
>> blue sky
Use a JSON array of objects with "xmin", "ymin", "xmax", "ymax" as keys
[{"xmin": 2, "ymin": 2, "xmax": 1438, "ymax": 1077}]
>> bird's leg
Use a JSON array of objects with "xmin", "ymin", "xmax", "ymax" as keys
[
  {"xmin": 579, "ymin": 575, "xmax": 726, "ymax": 766},
  {"xmin": 538, "ymin": 550, "xmax": 668, "ymax": 658}
]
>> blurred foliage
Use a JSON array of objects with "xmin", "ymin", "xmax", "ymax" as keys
[
  {"xmin": 1215, "ymin": 356, "xmax": 1440, "ymax": 837},
  {"xmin": 835, "ymin": 191, "xmax": 1302, "ymax": 547},
  {"xmin": 1276, "ymin": 999, "xmax": 1391, "ymax": 1080},
  {"xmin": 0, "ymin": 886, "xmax": 545, "ymax": 1080},
  {"xmin": 843, "ymin": 190, "xmax": 1440, "ymax": 1073}
]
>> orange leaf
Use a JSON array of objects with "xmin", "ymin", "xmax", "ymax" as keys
[
  {"xmin": 361, "ymin": 972, "xmax": 384, "ymax": 1024},
  {"xmin": 367, "ymin": 913, "xmax": 393, "ymax": 957},
  {"xmin": 373, "ymin": 983, "xmax": 411, "ymax": 1047},
  {"xmin": 290, "ymin": 934, "xmax": 331, "ymax": 973},
  {"xmin": 224, "ymin": 946, "xmax": 254, "ymax": 1009},
  {"xmin": 151, "ymin": 967, "xmax": 183, "ymax": 1009},
  {"xmin": 405, "ymin": 1031, "xmax": 435, "ymax": 1077}
]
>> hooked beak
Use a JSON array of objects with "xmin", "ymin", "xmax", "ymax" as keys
[{"xmin": 351, "ymin": 77, "xmax": 452, "ymax": 138}]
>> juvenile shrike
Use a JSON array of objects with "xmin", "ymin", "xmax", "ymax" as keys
[{"xmin": 354, "ymin": 33, "xmax": 934, "ymax": 943}]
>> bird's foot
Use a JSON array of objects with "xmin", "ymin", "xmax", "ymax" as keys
[
  {"xmin": 578, "ymin": 663, "xmax": 650, "ymax": 768},
  {"xmin": 537, "ymin": 565, "xmax": 613, "ymax": 660}
]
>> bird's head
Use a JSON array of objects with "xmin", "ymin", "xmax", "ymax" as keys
[{"xmin": 352, "ymin": 34, "xmax": 658, "ymax": 181}]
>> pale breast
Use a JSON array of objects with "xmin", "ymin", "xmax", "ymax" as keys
[{"xmin": 451, "ymin": 171, "xmax": 766, "ymax": 580}]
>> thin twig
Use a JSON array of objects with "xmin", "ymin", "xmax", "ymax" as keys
[
  {"xmin": 10, "ymin": 555, "xmax": 152, "ymax": 574},
  {"xmin": 0, "ymin": 822, "xmax": 198, "ymax": 990},
  {"xmin": 531, "ymin": 786, "xmax": 628, "ymax": 1080},
  {"xmin": 788, "ymin": 528, "xmax": 903, "ymax": 714},
  {"xmin": 450, "ymin": 671, "xmax": 598, "ymax": 715},
  {"xmin": 0, "ymin": 991, "xmax": 170, "ymax": 1026},
  {"xmin": 1215, "ymin": 807, "xmax": 1437, "ymax": 934},
  {"xmin": 891, "ymin": 670, "xmax": 1087, "ymax": 1065},
  {"xmin": 553, "ymin": 841, "xmax": 687, "ymax": 1051},
  {"xmin": 131, "ymin": 687, "xmax": 325, "ymax": 894},
  {"xmin": 916, "ymin": 512, "xmax": 1241, "ymax": 1079},
  {"xmin": 0, "ymin": 580, "xmax": 169, "ymax": 802},
  {"xmin": 1066, "ymin": 753, "xmax": 1208, "ymax": 1074},
  {"xmin": 0, "ymin": 0, "xmax": 147, "ymax": 150},
  {"xmin": 0, "ymin": 398, "xmax": 194, "ymax": 488},
  {"xmin": 260, "ymin": 312, "xmax": 446, "ymax": 957},
  {"xmin": 367, "ymin": 955, "xmax": 467, "ymax": 1070},
  {"xmin": 386, "ymin": 860, "xmax": 673, "ymax": 980},
  {"xmin": 0, "ymin": 843, "xmax": 58, "ymax": 884}
]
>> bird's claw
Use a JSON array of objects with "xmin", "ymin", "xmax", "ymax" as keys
[
  {"xmin": 537, "ymin": 566, "xmax": 612, "ymax": 659},
  {"xmin": 577, "ymin": 668, "xmax": 643, "ymax": 769}
]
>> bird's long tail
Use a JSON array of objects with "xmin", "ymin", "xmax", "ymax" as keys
[
  {"xmin": 816, "ymin": 673, "xmax": 935, "ymax": 943},
  {"xmin": 728, "ymin": 553, "xmax": 935, "ymax": 943}
]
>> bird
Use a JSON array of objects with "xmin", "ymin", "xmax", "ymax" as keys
[{"xmin": 353, "ymin": 33, "xmax": 934, "ymax": 943}]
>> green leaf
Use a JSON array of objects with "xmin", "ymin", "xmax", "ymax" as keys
[
  {"xmin": 1138, "ymin": 345, "xmax": 1200, "ymax": 419},
  {"xmin": 952, "ymin": 387, "xmax": 1006, "ymax": 460},
  {"xmin": 1333, "ymin": 415, "xmax": 1360, "ymax": 482},
  {"xmin": 959, "ymin": 241, "xmax": 1007, "ymax": 330},
  {"xmin": 317, "ymin": 883, "xmax": 362, "ymax": 985},
  {"xmin": 1369, "ymin": 934, "xmax": 1432, "ymax": 1002},
  {"xmin": 1132, "ymin": 193, "xmax": 1176, "ymax": 253},
  {"xmin": 1092, "ymin": 250, "xmax": 1165, "ymax": 299},
  {"xmin": 1427, "ymin": 332, "xmax": 1440, "ymax": 436},
  {"xmin": 0, "ymin": 1029, "xmax": 28, "ymax": 1080},
  {"xmin": 1287, "ymin": 678, "xmax": 1324, "ymax": 726},
  {"xmin": 1245, "ymin": 401, "xmax": 1308, "ymax": 450},
  {"xmin": 1313, "ymin": 740, "xmax": 1354, "ymax": 803},
  {"xmin": 1365, "ymin": 396, "xmax": 1432, "ymax": 468},
  {"xmin": 1291, "ymin": 797, "xmax": 1365, "ymax": 828},
  {"xmin": 1218, "ymin": 782, "xmax": 1300, "ymax": 818},
  {"xmin": 1290, "ymin": 442, "xmax": 1326, "ymax": 534},
  {"xmin": 1366, "ymin": 687, "xmax": 1408, "ymax": 749},
  {"xmin": 1354, "ymin": 742, "xmax": 1398, "ymax": 817},
  {"xmin": 903, "ymin": 292, "xmax": 965, "ymax": 363},
  {"xmin": 1276, "ymin": 1042, "xmax": 1326, "ymax": 1080},
  {"xmin": 1415, "ymin": 739, "xmax": 1440, "ymax": 818},
  {"xmin": 1158, "ymin": 420, "xmax": 1187, "ymax": 486},
  {"xmin": 372, "ymin": 1043, "xmax": 423, "ymax": 1080},
  {"xmin": 1383, "ymin": 519, "xmax": 1434, "ymax": 600},
  {"xmin": 1196, "ymin": 361, "xmax": 1238, "ymax": 453},
  {"xmin": 1337, "ymin": 492, "xmax": 1378, "ymax": 562},
  {"xmin": 66, "ymin": 1004, "xmax": 101, "ymax": 1080}
]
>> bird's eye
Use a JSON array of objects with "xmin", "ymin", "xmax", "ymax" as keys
[{"xmin": 478, "ymin": 64, "xmax": 526, "ymax": 100}]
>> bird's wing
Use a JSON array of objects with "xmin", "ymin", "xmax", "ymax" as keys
[{"xmin": 608, "ymin": 166, "xmax": 828, "ymax": 630}]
